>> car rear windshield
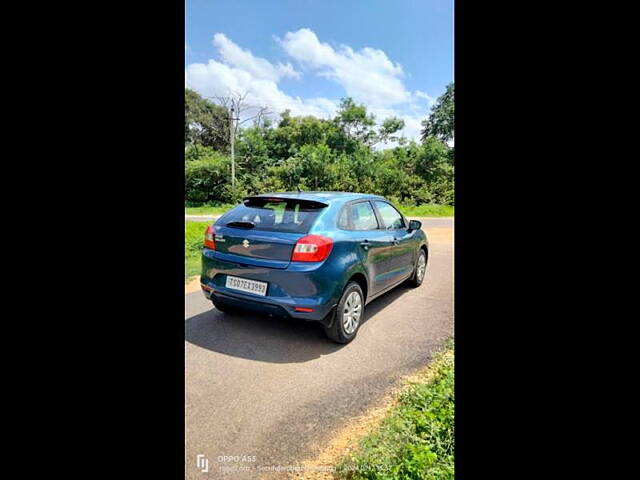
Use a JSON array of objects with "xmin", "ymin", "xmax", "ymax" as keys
[{"xmin": 219, "ymin": 198, "xmax": 326, "ymax": 233}]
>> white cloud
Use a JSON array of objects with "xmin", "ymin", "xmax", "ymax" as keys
[
  {"xmin": 213, "ymin": 33, "xmax": 300, "ymax": 82},
  {"xmin": 415, "ymin": 90, "xmax": 435, "ymax": 107},
  {"xmin": 278, "ymin": 28, "xmax": 411, "ymax": 108},
  {"xmin": 185, "ymin": 29, "xmax": 434, "ymax": 143},
  {"xmin": 185, "ymin": 58, "xmax": 335, "ymax": 119},
  {"xmin": 400, "ymin": 115, "xmax": 424, "ymax": 143}
]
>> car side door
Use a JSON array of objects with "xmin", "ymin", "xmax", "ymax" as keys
[
  {"xmin": 373, "ymin": 200, "xmax": 415, "ymax": 284},
  {"xmin": 339, "ymin": 200, "xmax": 396, "ymax": 296}
]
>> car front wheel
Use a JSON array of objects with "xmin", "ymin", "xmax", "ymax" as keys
[
  {"xmin": 323, "ymin": 282, "xmax": 364, "ymax": 344},
  {"xmin": 407, "ymin": 249, "xmax": 427, "ymax": 288}
]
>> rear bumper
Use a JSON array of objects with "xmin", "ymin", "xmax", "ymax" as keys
[{"xmin": 200, "ymin": 249, "xmax": 341, "ymax": 322}]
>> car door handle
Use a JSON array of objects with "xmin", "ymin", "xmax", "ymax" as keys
[{"xmin": 360, "ymin": 240, "xmax": 370, "ymax": 250}]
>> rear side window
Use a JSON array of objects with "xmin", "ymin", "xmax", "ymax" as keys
[
  {"xmin": 374, "ymin": 201, "xmax": 405, "ymax": 229},
  {"xmin": 350, "ymin": 202, "xmax": 379, "ymax": 230},
  {"xmin": 220, "ymin": 198, "xmax": 325, "ymax": 233},
  {"xmin": 338, "ymin": 201, "xmax": 379, "ymax": 230},
  {"xmin": 337, "ymin": 208, "xmax": 350, "ymax": 229}
]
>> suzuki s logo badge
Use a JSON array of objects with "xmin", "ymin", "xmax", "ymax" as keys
[{"xmin": 242, "ymin": 239, "xmax": 250, "ymax": 248}]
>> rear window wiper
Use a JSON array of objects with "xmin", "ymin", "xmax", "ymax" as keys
[{"xmin": 225, "ymin": 221, "xmax": 256, "ymax": 229}]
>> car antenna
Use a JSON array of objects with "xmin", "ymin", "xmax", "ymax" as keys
[{"xmin": 297, "ymin": 185, "xmax": 302, "ymax": 192}]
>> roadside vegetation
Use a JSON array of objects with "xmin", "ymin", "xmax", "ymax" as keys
[
  {"xmin": 185, "ymin": 204, "xmax": 235, "ymax": 216},
  {"xmin": 185, "ymin": 84, "xmax": 454, "ymax": 208},
  {"xmin": 185, "ymin": 221, "xmax": 209, "ymax": 279},
  {"xmin": 336, "ymin": 343, "xmax": 454, "ymax": 480},
  {"xmin": 399, "ymin": 204, "xmax": 453, "ymax": 217}
]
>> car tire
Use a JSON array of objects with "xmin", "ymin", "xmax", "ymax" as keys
[
  {"xmin": 407, "ymin": 249, "xmax": 428, "ymax": 288},
  {"xmin": 324, "ymin": 282, "xmax": 364, "ymax": 344}
]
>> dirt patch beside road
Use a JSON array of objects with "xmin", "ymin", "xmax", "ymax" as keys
[
  {"xmin": 427, "ymin": 227, "xmax": 453, "ymax": 245},
  {"xmin": 185, "ymin": 276, "xmax": 201, "ymax": 294}
]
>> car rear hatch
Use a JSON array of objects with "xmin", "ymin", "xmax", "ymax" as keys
[{"xmin": 213, "ymin": 196, "xmax": 328, "ymax": 269}]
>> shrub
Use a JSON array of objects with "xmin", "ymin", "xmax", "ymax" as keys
[{"xmin": 184, "ymin": 153, "xmax": 229, "ymax": 203}]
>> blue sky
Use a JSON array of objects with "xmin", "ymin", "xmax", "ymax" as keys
[{"xmin": 185, "ymin": 0, "xmax": 453, "ymax": 140}]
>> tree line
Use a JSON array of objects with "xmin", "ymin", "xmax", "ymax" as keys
[{"xmin": 185, "ymin": 83, "xmax": 454, "ymax": 206}]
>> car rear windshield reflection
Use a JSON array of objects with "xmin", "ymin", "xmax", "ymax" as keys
[{"xmin": 220, "ymin": 199, "xmax": 325, "ymax": 234}]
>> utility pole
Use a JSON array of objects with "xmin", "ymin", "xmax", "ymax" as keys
[
  {"xmin": 204, "ymin": 91, "xmax": 269, "ymax": 194},
  {"xmin": 229, "ymin": 106, "xmax": 236, "ymax": 191}
]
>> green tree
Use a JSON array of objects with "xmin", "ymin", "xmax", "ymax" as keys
[
  {"xmin": 269, "ymin": 114, "xmax": 342, "ymax": 159},
  {"xmin": 378, "ymin": 116, "xmax": 406, "ymax": 145},
  {"xmin": 420, "ymin": 83, "xmax": 454, "ymax": 143},
  {"xmin": 185, "ymin": 88, "xmax": 230, "ymax": 151},
  {"xmin": 185, "ymin": 144, "xmax": 217, "ymax": 162},
  {"xmin": 333, "ymin": 97, "xmax": 377, "ymax": 146},
  {"xmin": 184, "ymin": 85, "xmax": 455, "ymax": 207},
  {"xmin": 333, "ymin": 98, "xmax": 405, "ymax": 147},
  {"xmin": 236, "ymin": 125, "xmax": 272, "ymax": 175},
  {"xmin": 416, "ymin": 138, "xmax": 453, "ymax": 180}
]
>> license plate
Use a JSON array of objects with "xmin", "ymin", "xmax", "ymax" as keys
[{"xmin": 225, "ymin": 275, "xmax": 268, "ymax": 296}]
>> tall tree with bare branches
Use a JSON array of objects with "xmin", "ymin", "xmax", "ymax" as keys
[
  {"xmin": 185, "ymin": 89, "xmax": 230, "ymax": 151},
  {"xmin": 206, "ymin": 91, "xmax": 271, "ymax": 190}
]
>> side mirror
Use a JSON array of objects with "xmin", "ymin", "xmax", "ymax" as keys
[{"xmin": 408, "ymin": 219, "xmax": 422, "ymax": 231}]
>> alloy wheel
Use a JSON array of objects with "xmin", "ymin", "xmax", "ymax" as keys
[
  {"xmin": 417, "ymin": 252, "xmax": 426, "ymax": 282},
  {"xmin": 342, "ymin": 291, "xmax": 362, "ymax": 334}
]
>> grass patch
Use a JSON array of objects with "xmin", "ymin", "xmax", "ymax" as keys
[
  {"xmin": 336, "ymin": 342, "xmax": 454, "ymax": 480},
  {"xmin": 399, "ymin": 204, "xmax": 454, "ymax": 217},
  {"xmin": 185, "ymin": 203, "xmax": 236, "ymax": 216},
  {"xmin": 185, "ymin": 203, "xmax": 453, "ymax": 218},
  {"xmin": 185, "ymin": 221, "xmax": 209, "ymax": 279}
]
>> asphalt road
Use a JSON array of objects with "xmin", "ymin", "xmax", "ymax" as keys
[{"xmin": 185, "ymin": 218, "xmax": 453, "ymax": 479}]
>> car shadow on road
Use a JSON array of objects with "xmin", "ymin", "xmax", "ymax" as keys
[{"xmin": 184, "ymin": 284, "xmax": 413, "ymax": 364}]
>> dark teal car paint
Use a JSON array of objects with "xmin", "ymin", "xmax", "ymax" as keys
[{"xmin": 200, "ymin": 192, "xmax": 428, "ymax": 325}]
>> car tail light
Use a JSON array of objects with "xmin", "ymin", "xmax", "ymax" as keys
[
  {"xmin": 291, "ymin": 235, "xmax": 333, "ymax": 262},
  {"xmin": 294, "ymin": 307, "xmax": 314, "ymax": 313},
  {"xmin": 204, "ymin": 225, "xmax": 215, "ymax": 250}
]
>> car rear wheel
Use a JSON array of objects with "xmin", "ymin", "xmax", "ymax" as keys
[
  {"xmin": 324, "ymin": 282, "xmax": 364, "ymax": 344},
  {"xmin": 407, "ymin": 249, "xmax": 427, "ymax": 288}
]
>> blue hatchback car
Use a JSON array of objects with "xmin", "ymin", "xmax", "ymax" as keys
[{"xmin": 200, "ymin": 192, "xmax": 428, "ymax": 343}]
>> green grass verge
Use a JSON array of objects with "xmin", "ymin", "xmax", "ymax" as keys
[
  {"xmin": 185, "ymin": 204, "xmax": 236, "ymax": 215},
  {"xmin": 185, "ymin": 221, "xmax": 209, "ymax": 279},
  {"xmin": 399, "ymin": 204, "xmax": 454, "ymax": 217},
  {"xmin": 336, "ymin": 342, "xmax": 454, "ymax": 480},
  {"xmin": 185, "ymin": 203, "xmax": 453, "ymax": 217}
]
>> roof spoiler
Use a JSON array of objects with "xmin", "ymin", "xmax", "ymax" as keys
[{"xmin": 242, "ymin": 196, "xmax": 329, "ymax": 208}]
